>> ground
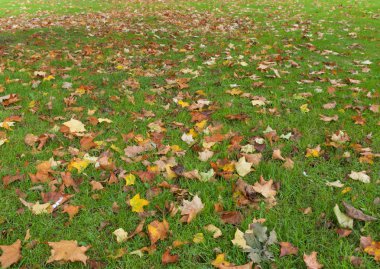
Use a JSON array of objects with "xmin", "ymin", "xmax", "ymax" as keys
[{"xmin": 0, "ymin": 0, "xmax": 379, "ymax": 268}]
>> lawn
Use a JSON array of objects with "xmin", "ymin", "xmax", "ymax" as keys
[{"xmin": 0, "ymin": 0, "xmax": 379, "ymax": 268}]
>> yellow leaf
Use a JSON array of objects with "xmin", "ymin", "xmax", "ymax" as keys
[
  {"xmin": 178, "ymin": 100, "xmax": 189, "ymax": 108},
  {"xmin": 32, "ymin": 202, "xmax": 52, "ymax": 215},
  {"xmin": 364, "ymin": 241, "xmax": 380, "ymax": 262},
  {"xmin": 171, "ymin": 145, "xmax": 182, "ymax": 152},
  {"xmin": 211, "ymin": 253, "xmax": 230, "ymax": 267},
  {"xmin": 195, "ymin": 120, "xmax": 207, "ymax": 131},
  {"xmin": 28, "ymin": 100, "xmax": 36, "ymax": 108},
  {"xmin": 188, "ymin": 128, "xmax": 198, "ymax": 138},
  {"xmin": 111, "ymin": 144, "xmax": 123, "ymax": 154},
  {"xmin": 193, "ymin": 233, "xmax": 204, "ymax": 244},
  {"xmin": 124, "ymin": 174, "xmax": 136, "ymax": 186},
  {"xmin": 341, "ymin": 187, "xmax": 352, "ymax": 194},
  {"xmin": 68, "ymin": 159, "xmax": 90, "ymax": 173},
  {"xmin": 300, "ymin": 104, "xmax": 310, "ymax": 113},
  {"xmin": 43, "ymin": 75, "xmax": 55, "ymax": 81},
  {"xmin": 129, "ymin": 194, "xmax": 149, "ymax": 213}
]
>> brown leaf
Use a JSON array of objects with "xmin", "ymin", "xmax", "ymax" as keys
[
  {"xmin": 62, "ymin": 205, "xmax": 81, "ymax": 220},
  {"xmin": 0, "ymin": 239, "xmax": 22, "ymax": 268},
  {"xmin": 336, "ymin": 229, "xmax": 352, "ymax": 238},
  {"xmin": 161, "ymin": 249, "xmax": 179, "ymax": 265},
  {"xmin": 272, "ymin": 149, "xmax": 285, "ymax": 161},
  {"xmin": 252, "ymin": 176, "xmax": 277, "ymax": 198},
  {"xmin": 127, "ymin": 219, "xmax": 145, "ymax": 239},
  {"xmin": 147, "ymin": 220, "xmax": 169, "ymax": 245},
  {"xmin": 80, "ymin": 136, "xmax": 97, "ymax": 150},
  {"xmin": 220, "ymin": 211, "xmax": 243, "ymax": 225},
  {"xmin": 319, "ymin": 114, "xmax": 338, "ymax": 122},
  {"xmin": 218, "ymin": 262, "xmax": 253, "ymax": 269},
  {"xmin": 47, "ymin": 240, "xmax": 90, "ymax": 264},
  {"xmin": 90, "ymin": 181, "xmax": 104, "ymax": 191},
  {"xmin": 349, "ymin": 256, "xmax": 363, "ymax": 268},
  {"xmin": 235, "ymin": 178, "xmax": 257, "ymax": 201},
  {"xmin": 360, "ymin": 236, "xmax": 373, "ymax": 249},
  {"xmin": 179, "ymin": 195, "xmax": 204, "ymax": 223},
  {"xmin": 279, "ymin": 242, "xmax": 299, "ymax": 257},
  {"xmin": 342, "ymin": 201, "xmax": 377, "ymax": 221},
  {"xmin": 303, "ymin": 252, "xmax": 323, "ymax": 269},
  {"xmin": 2, "ymin": 171, "xmax": 24, "ymax": 186}
]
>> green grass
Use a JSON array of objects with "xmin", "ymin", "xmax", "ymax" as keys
[{"xmin": 0, "ymin": 0, "xmax": 379, "ymax": 268}]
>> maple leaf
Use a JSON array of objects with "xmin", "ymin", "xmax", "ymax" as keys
[
  {"xmin": 147, "ymin": 220, "xmax": 169, "ymax": 245},
  {"xmin": 279, "ymin": 242, "xmax": 298, "ymax": 257},
  {"xmin": 162, "ymin": 249, "xmax": 179, "ymax": 265},
  {"xmin": 0, "ymin": 239, "xmax": 22, "ymax": 268},
  {"xmin": 231, "ymin": 229, "xmax": 250, "ymax": 250},
  {"xmin": 364, "ymin": 241, "xmax": 380, "ymax": 262},
  {"xmin": 113, "ymin": 228, "xmax": 128, "ymax": 243},
  {"xmin": 124, "ymin": 173, "xmax": 136, "ymax": 186},
  {"xmin": 348, "ymin": 171, "xmax": 370, "ymax": 183},
  {"xmin": 179, "ymin": 195, "xmax": 204, "ymax": 223},
  {"xmin": 212, "ymin": 253, "xmax": 231, "ymax": 268},
  {"xmin": 129, "ymin": 194, "xmax": 149, "ymax": 213},
  {"xmin": 303, "ymin": 252, "xmax": 323, "ymax": 269},
  {"xmin": 204, "ymin": 224, "xmax": 222, "ymax": 238},
  {"xmin": 47, "ymin": 240, "xmax": 90, "ymax": 264},
  {"xmin": 235, "ymin": 157, "xmax": 253, "ymax": 177},
  {"xmin": 62, "ymin": 205, "xmax": 81, "ymax": 221},
  {"xmin": 252, "ymin": 177, "xmax": 277, "ymax": 198},
  {"xmin": 62, "ymin": 119, "xmax": 86, "ymax": 134},
  {"xmin": 272, "ymin": 149, "xmax": 285, "ymax": 161}
]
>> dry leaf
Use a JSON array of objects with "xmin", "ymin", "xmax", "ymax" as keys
[
  {"xmin": 62, "ymin": 119, "xmax": 86, "ymax": 134},
  {"xmin": 348, "ymin": 171, "xmax": 370, "ymax": 183},
  {"xmin": 180, "ymin": 195, "xmax": 204, "ymax": 223},
  {"xmin": 162, "ymin": 249, "xmax": 179, "ymax": 265},
  {"xmin": 279, "ymin": 242, "xmax": 298, "ymax": 257},
  {"xmin": 113, "ymin": 228, "xmax": 128, "ymax": 243},
  {"xmin": 147, "ymin": 220, "xmax": 169, "ymax": 245},
  {"xmin": 272, "ymin": 149, "xmax": 285, "ymax": 161},
  {"xmin": 47, "ymin": 240, "xmax": 90, "ymax": 264},
  {"xmin": 235, "ymin": 157, "xmax": 253, "ymax": 177},
  {"xmin": 303, "ymin": 251, "xmax": 323, "ymax": 269},
  {"xmin": 333, "ymin": 204, "xmax": 353, "ymax": 229},
  {"xmin": 0, "ymin": 240, "xmax": 22, "ymax": 268},
  {"xmin": 204, "ymin": 224, "xmax": 222, "ymax": 238},
  {"xmin": 342, "ymin": 201, "xmax": 377, "ymax": 221}
]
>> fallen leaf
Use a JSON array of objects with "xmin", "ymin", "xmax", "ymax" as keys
[
  {"xmin": 113, "ymin": 228, "xmax": 128, "ymax": 243},
  {"xmin": 204, "ymin": 224, "xmax": 222, "ymax": 238},
  {"xmin": 342, "ymin": 201, "xmax": 377, "ymax": 221},
  {"xmin": 272, "ymin": 149, "xmax": 285, "ymax": 161},
  {"xmin": 193, "ymin": 233, "xmax": 204, "ymax": 243},
  {"xmin": 0, "ymin": 240, "xmax": 22, "ymax": 268},
  {"xmin": 220, "ymin": 211, "xmax": 243, "ymax": 225},
  {"xmin": 279, "ymin": 242, "xmax": 298, "ymax": 257},
  {"xmin": 180, "ymin": 195, "xmax": 204, "ymax": 223},
  {"xmin": 348, "ymin": 171, "xmax": 370, "ymax": 183},
  {"xmin": 364, "ymin": 241, "xmax": 380, "ymax": 262},
  {"xmin": 162, "ymin": 249, "xmax": 179, "ymax": 265},
  {"xmin": 303, "ymin": 251, "xmax": 323, "ymax": 269},
  {"xmin": 47, "ymin": 240, "xmax": 90, "ymax": 264},
  {"xmin": 147, "ymin": 220, "xmax": 169, "ymax": 245},
  {"xmin": 62, "ymin": 119, "xmax": 86, "ymax": 134},
  {"xmin": 129, "ymin": 194, "xmax": 149, "ymax": 213},
  {"xmin": 333, "ymin": 204, "xmax": 353, "ymax": 229},
  {"xmin": 235, "ymin": 157, "xmax": 253, "ymax": 177}
]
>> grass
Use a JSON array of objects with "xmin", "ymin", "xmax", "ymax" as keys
[{"xmin": 0, "ymin": 0, "xmax": 379, "ymax": 268}]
